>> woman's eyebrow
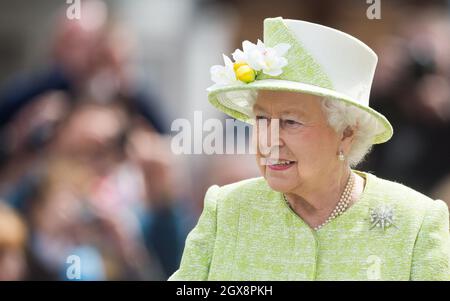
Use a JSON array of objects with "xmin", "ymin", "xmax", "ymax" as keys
[{"xmin": 280, "ymin": 109, "xmax": 307, "ymax": 118}]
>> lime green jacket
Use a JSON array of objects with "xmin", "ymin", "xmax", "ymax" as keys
[{"xmin": 169, "ymin": 171, "xmax": 450, "ymax": 280}]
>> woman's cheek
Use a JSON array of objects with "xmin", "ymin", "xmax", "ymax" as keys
[
  {"xmin": 289, "ymin": 131, "xmax": 324, "ymax": 164},
  {"xmin": 285, "ymin": 131, "xmax": 309, "ymax": 157}
]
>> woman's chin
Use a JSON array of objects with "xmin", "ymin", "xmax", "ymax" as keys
[
  {"xmin": 258, "ymin": 162, "xmax": 299, "ymax": 192},
  {"xmin": 264, "ymin": 174, "xmax": 296, "ymax": 193}
]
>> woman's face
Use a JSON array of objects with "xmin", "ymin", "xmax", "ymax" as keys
[{"xmin": 253, "ymin": 90, "xmax": 342, "ymax": 193}]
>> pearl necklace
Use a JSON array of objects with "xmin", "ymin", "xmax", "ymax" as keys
[{"xmin": 283, "ymin": 172, "xmax": 355, "ymax": 231}]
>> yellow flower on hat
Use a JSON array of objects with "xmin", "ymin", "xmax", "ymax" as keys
[
  {"xmin": 234, "ymin": 63, "xmax": 256, "ymax": 83},
  {"xmin": 233, "ymin": 61, "xmax": 247, "ymax": 72}
]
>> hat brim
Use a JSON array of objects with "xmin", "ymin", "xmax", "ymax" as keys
[{"xmin": 207, "ymin": 79, "xmax": 393, "ymax": 144}]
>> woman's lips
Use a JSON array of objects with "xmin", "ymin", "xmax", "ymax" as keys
[{"xmin": 267, "ymin": 161, "xmax": 296, "ymax": 171}]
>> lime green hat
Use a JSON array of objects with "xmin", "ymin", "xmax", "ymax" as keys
[{"xmin": 207, "ymin": 17, "xmax": 393, "ymax": 144}]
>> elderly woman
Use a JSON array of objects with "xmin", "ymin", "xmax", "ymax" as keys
[{"xmin": 169, "ymin": 17, "xmax": 450, "ymax": 280}]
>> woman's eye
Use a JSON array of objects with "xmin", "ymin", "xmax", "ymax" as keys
[{"xmin": 282, "ymin": 119, "xmax": 302, "ymax": 128}]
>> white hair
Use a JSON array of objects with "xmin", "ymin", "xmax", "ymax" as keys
[{"xmin": 320, "ymin": 97, "xmax": 383, "ymax": 167}]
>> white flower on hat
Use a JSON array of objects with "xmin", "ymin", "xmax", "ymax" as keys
[
  {"xmin": 210, "ymin": 40, "xmax": 290, "ymax": 85},
  {"xmin": 210, "ymin": 54, "xmax": 244, "ymax": 86},
  {"xmin": 232, "ymin": 39, "xmax": 291, "ymax": 76}
]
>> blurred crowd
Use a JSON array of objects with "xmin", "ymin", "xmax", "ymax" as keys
[
  {"xmin": 0, "ymin": 0, "xmax": 449, "ymax": 280},
  {"xmin": 0, "ymin": 1, "xmax": 196, "ymax": 280}
]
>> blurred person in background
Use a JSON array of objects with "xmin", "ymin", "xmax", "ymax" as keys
[
  {"xmin": 0, "ymin": 0, "xmax": 168, "ymax": 135},
  {"xmin": 23, "ymin": 101, "xmax": 184, "ymax": 280},
  {"xmin": 126, "ymin": 126, "xmax": 190, "ymax": 277},
  {"xmin": 362, "ymin": 8, "xmax": 450, "ymax": 198},
  {"xmin": 25, "ymin": 156, "xmax": 164, "ymax": 280},
  {"xmin": 0, "ymin": 91, "xmax": 71, "ymax": 212},
  {"xmin": 0, "ymin": 97, "xmax": 188, "ymax": 279},
  {"xmin": 52, "ymin": 102, "xmax": 187, "ymax": 278},
  {"xmin": 0, "ymin": 202, "xmax": 28, "ymax": 281}
]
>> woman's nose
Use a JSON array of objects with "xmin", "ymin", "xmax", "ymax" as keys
[{"xmin": 257, "ymin": 119, "xmax": 284, "ymax": 153}]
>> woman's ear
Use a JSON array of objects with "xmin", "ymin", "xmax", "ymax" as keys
[
  {"xmin": 341, "ymin": 126, "xmax": 354, "ymax": 141},
  {"xmin": 340, "ymin": 126, "xmax": 355, "ymax": 151}
]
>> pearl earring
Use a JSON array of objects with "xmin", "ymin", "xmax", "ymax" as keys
[{"xmin": 338, "ymin": 151, "xmax": 345, "ymax": 161}]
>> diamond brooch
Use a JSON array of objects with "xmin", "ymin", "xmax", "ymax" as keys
[{"xmin": 369, "ymin": 205, "xmax": 397, "ymax": 230}]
